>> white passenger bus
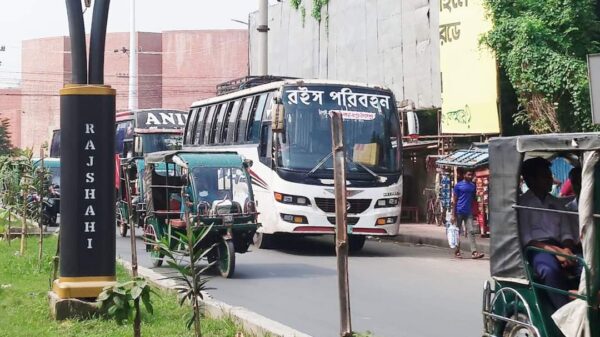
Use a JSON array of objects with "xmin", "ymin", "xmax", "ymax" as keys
[{"xmin": 183, "ymin": 78, "xmax": 402, "ymax": 251}]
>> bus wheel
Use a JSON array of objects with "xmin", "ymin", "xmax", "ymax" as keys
[
  {"xmin": 348, "ymin": 235, "xmax": 366, "ymax": 252},
  {"xmin": 214, "ymin": 239, "xmax": 235, "ymax": 278},
  {"xmin": 253, "ymin": 232, "xmax": 274, "ymax": 249}
]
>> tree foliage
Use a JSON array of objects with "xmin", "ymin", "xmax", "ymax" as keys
[
  {"xmin": 0, "ymin": 118, "xmax": 14, "ymax": 156},
  {"xmin": 481, "ymin": 0, "xmax": 600, "ymax": 133},
  {"xmin": 290, "ymin": 0, "xmax": 329, "ymax": 23}
]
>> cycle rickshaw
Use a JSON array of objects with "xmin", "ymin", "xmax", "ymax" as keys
[
  {"xmin": 142, "ymin": 150, "xmax": 259, "ymax": 278},
  {"xmin": 482, "ymin": 133, "xmax": 599, "ymax": 337}
]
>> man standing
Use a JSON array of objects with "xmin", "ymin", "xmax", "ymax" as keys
[{"xmin": 451, "ymin": 168, "xmax": 485, "ymax": 259}]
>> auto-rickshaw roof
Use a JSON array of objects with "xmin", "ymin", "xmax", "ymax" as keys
[
  {"xmin": 32, "ymin": 157, "xmax": 60, "ymax": 168},
  {"xmin": 488, "ymin": 132, "xmax": 600, "ymax": 280},
  {"xmin": 144, "ymin": 150, "xmax": 244, "ymax": 168},
  {"xmin": 495, "ymin": 132, "xmax": 600, "ymax": 153}
]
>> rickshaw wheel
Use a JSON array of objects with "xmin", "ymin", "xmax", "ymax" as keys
[
  {"xmin": 501, "ymin": 313, "xmax": 535, "ymax": 337},
  {"xmin": 215, "ymin": 239, "xmax": 235, "ymax": 278}
]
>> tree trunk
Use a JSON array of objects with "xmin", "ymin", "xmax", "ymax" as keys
[
  {"xmin": 52, "ymin": 231, "xmax": 60, "ymax": 282},
  {"xmin": 38, "ymin": 169, "xmax": 44, "ymax": 271},
  {"xmin": 193, "ymin": 296, "xmax": 201, "ymax": 337},
  {"xmin": 133, "ymin": 299, "xmax": 141, "ymax": 337},
  {"xmin": 20, "ymin": 205, "xmax": 27, "ymax": 255},
  {"xmin": 7, "ymin": 209, "xmax": 11, "ymax": 246}
]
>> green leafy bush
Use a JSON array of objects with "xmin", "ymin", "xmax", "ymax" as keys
[{"xmin": 97, "ymin": 277, "xmax": 157, "ymax": 324}]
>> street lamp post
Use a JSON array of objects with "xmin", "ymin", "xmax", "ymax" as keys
[{"xmin": 129, "ymin": 0, "xmax": 138, "ymax": 111}]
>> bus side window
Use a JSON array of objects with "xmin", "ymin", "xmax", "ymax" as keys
[
  {"xmin": 247, "ymin": 93, "xmax": 269, "ymax": 143},
  {"xmin": 237, "ymin": 96, "xmax": 256, "ymax": 143},
  {"xmin": 203, "ymin": 106, "xmax": 218, "ymax": 145},
  {"xmin": 219, "ymin": 101, "xmax": 237, "ymax": 144},
  {"xmin": 184, "ymin": 108, "xmax": 199, "ymax": 145},
  {"xmin": 115, "ymin": 120, "xmax": 133, "ymax": 157},
  {"xmin": 259, "ymin": 123, "xmax": 272, "ymax": 166},
  {"xmin": 212, "ymin": 104, "xmax": 227, "ymax": 144},
  {"xmin": 193, "ymin": 107, "xmax": 207, "ymax": 145},
  {"xmin": 225, "ymin": 100, "xmax": 241, "ymax": 144},
  {"xmin": 50, "ymin": 130, "xmax": 60, "ymax": 157}
]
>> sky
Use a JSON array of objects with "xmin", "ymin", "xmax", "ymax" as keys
[{"xmin": 0, "ymin": 0, "xmax": 278, "ymax": 87}]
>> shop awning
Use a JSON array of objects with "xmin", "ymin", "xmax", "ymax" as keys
[
  {"xmin": 436, "ymin": 148, "xmax": 489, "ymax": 169},
  {"xmin": 402, "ymin": 140, "xmax": 439, "ymax": 151}
]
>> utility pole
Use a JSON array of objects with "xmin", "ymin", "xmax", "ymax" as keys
[
  {"xmin": 129, "ymin": 0, "xmax": 138, "ymax": 111},
  {"xmin": 331, "ymin": 111, "xmax": 353, "ymax": 337},
  {"xmin": 257, "ymin": 0, "xmax": 268, "ymax": 76}
]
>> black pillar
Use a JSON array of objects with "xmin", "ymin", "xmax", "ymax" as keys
[{"xmin": 53, "ymin": 85, "xmax": 116, "ymax": 298}]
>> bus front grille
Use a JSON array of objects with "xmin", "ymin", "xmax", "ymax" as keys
[
  {"xmin": 327, "ymin": 217, "xmax": 360, "ymax": 225},
  {"xmin": 315, "ymin": 198, "xmax": 371, "ymax": 214}
]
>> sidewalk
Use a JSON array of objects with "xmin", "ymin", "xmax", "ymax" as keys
[{"xmin": 385, "ymin": 223, "xmax": 490, "ymax": 255}]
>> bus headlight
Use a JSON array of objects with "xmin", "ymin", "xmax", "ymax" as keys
[
  {"xmin": 375, "ymin": 197, "xmax": 399, "ymax": 208},
  {"xmin": 274, "ymin": 192, "xmax": 311, "ymax": 206},
  {"xmin": 376, "ymin": 216, "xmax": 398, "ymax": 226}
]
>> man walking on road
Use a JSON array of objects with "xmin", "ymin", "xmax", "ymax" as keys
[{"xmin": 451, "ymin": 168, "xmax": 485, "ymax": 259}]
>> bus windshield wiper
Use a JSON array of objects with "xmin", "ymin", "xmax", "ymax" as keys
[
  {"xmin": 307, "ymin": 152, "xmax": 333, "ymax": 176},
  {"xmin": 306, "ymin": 152, "xmax": 387, "ymax": 183},
  {"xmin": 345, "ymin": 155, "xmax": 387, "ymax": 183}
]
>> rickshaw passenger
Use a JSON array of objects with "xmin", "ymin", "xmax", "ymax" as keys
[
  {"xmin": 519, "ymin": 157, "xmax": 580, "ymax": 311},
  {"xmin": 564, "ymin": 167, "xmax": 583, "ymax": 248}
]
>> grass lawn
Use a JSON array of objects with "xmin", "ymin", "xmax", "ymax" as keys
[{"xmin": 0, "ymin": 235, "xmax": 249, "ymax": 337}]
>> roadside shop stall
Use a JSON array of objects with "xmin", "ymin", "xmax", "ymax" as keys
[{"xmin": 436, "ymin": 146, "xmax": 490, "ymax": 236}]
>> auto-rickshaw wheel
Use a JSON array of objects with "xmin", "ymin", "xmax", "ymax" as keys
[
  {"xmin": 119, "ymin": 222, "xmax": 128, "ymax": 237},
  {"xmin": 500, "ymin": 313, "xmax": 535, "ymax": 337},
  {"xmin": 214, "ymin": 239, "xmax": 235, "ymax": 278},
  {"xmin": 116, "ymin": 207, "xmax": 128, "ymax": 237},
  {"xmin": 150, "ymin": 248, "xmax": 164, "ymax": 267}
]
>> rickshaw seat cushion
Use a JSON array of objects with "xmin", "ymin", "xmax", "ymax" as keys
[
  {"xmin": 169, "ymin": 198, "xmax": 181, "ymax": 211},
  {"xmin": 168, "ymin": 219, "xmax": 186, "ymax": 229}
]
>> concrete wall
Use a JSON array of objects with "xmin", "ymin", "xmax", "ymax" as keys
[
  {"xmin": 162, "ymin": 30, "xmax": 248, "ymax": 110},
  {"xmin": 0, "ymin": 88, "xmax": 22, "ymax": 148},
  {"xmin": 249, "ymin": 0, "xmax": 441, "ymax": 109}
]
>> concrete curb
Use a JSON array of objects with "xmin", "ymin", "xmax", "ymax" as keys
[
  {"xmin": 376, "ymin": 232, "xmax": 490, "ymax": 256},
  {"xmin": 118, "ymin": 258, "xmax": 312, "ymax": 337}
]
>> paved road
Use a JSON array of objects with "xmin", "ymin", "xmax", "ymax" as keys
[{"xmin": 117, "ymin": 230, "xmax": 489, "ymax": 337}]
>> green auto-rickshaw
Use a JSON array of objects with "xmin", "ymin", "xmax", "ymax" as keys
[{"xmin": 141, "ymin": 150, "xmax": 259, "ymax": 278}]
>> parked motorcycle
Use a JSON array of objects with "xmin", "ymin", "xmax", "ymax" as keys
[{"xmin": 26, "ymin": 185, "xmax": 60, "ymax": 227}]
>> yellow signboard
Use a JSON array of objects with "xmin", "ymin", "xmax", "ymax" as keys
[{"xmin": 440, "ymin": 0, "xmax": 500, "ymax": 134}]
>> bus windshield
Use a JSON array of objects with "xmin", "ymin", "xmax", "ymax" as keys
[
  {"xmin": 141, "ymin": 134, "xmax": 183, "ymax": 153},
  {"xmin": 276, "ymin": 85, "xmax": 401, "ymax": 175}
]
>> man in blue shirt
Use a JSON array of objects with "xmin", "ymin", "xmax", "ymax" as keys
[{"xmin": 451, "ymin": 168, "xmax": 485, "ymax": 259}]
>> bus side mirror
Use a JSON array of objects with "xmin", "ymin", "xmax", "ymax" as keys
[{"xmin": 272, "ymin": 98, "xmax": 285, "ymax": 133}]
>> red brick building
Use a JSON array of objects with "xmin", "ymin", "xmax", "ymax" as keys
[
  {"xmin": 16, "ymin": 30, "xmax": 248, "ymax": 152},
  {"xmin": 0, "ymin": 88, "xmax": 22, "ymax": 148}
]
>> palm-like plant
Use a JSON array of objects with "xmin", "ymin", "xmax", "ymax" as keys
[{"xmin": 155, "ymin": 223, "xmax": 216, "ymax": 336}]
